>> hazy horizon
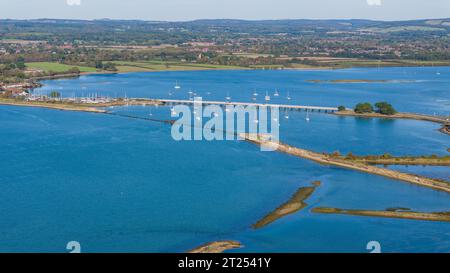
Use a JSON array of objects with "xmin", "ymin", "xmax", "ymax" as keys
[
  {"xmin": 1, "ymin": 0, "xmax": 449, "ymax": 21},
  {"xmin": 2, "ymin": 17, "xmax": 450, "ymax": 23}
]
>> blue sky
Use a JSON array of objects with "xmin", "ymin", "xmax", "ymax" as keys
[{"xmin": 1, "ymin": 0, "xmax": 449, "ymax": 21}]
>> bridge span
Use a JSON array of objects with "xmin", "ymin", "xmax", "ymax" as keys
[{"xmin": 152, "ymin": 99, "xmax": 339, "ymax": 112}]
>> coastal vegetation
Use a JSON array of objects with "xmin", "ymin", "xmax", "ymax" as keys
[
  {"xmin": 326, "ymin": 152, "xmax": 450, "ymax": 166},
  {"xmin": 354, "ymin": 102, "xmax": 374, "ymax": 113},
  {"xmin": 375, "ymin": 102, "xmax": 397, "ymax": 115},
  {"xmin": 354, "ymin": 102, "xmax": 397, "ymax": 115}
]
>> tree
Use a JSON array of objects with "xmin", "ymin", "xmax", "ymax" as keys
[
  {"xmin": 354, "ymin": 102, "xmax": 374, "ymax": 113},
  {"xmin": 67, "ymin": 67, "xmax": 80, "ymax": 74},
  {"xmin": 338, "ymin": 105, "xmax": 346, "ymax": 111},
  {"xmin": 375, "ymin": 102, "xmax": 397, "ymax": 115},
  {"xmin": 95, "ymin": 61, "xmax": 103, "ymax": 69},
  {"xmin": 16, "ymin": 62, "xmax": 26, "ymax": 70},
  {"xmin": 102, "ymin": 62, "xmax": 117, "ymax": 72}
]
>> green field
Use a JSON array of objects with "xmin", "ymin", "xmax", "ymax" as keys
[
  {"xmin": 26, "ymin": 62, "xmax": 97, "ymax": 73},
  {"xmin": 111, "ymin": 61, "xmax": 246, "ymax": 72}
]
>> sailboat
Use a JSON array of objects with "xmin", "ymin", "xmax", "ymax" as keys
[
  {"xmin": 253, "ymin": 90, "xmax": 258, "ymax": 96},
  {"xmin": 148, "ymin": 108, "xmax": 153, "ymax": 116},
  {"xmin": 305, "ymin": 111, "xmax": 310, "ymax": 122},
  {"xmin": 274, "ymin": 89, "xmax": 280, "ymax": 97},
  {"xmin": 265, "ymin": 91, "xmax": 270, "ymax": 102},
  {"xmin": 170, "ymin": 107, "xmax": 177, "ymax": 115},
  {"xmin": 284, "ymin": 109, "xmax": 289, "ymax": 119},
  {"xmin": 225, "ymin": 92, "xmax": 231, "ymax": 102},
  {"xmin": 174, "ymin": 81, "xmax": 181, "ymax": 89},
  {"xmin": 286, "ymin": 91, "xmax": 291, "ymax": 101}
]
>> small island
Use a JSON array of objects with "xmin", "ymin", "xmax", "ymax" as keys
[
  {"xmin": 253, "ymin": 181, "xmax": 321, "ymax": 229},
  {"xmin": 312, "ymin": 207, "xmax": 450, "ymax": 222},
  {"xmin": 335, "ymin": 102, "xmax": 450, "ymax": 135},
  {"xmin": 188, "ymin": 240, "xmax": 242, "ymax": 253},
  {"xmin": 306, "ymin": 79, "xmax": 389, "ymax": 83}
]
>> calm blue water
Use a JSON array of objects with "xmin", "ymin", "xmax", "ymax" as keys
[
  {"xmin": 1, "ymin": 67, "xmax": 449, "ymax": 253},
  {"xmin": 35, "ymin": 67, "xmax": 450, "ymax": 115}
]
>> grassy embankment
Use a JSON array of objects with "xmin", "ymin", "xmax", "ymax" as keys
[{"xmin": 328, "ymin": 153, "xmax": 450, "ymax": 166}]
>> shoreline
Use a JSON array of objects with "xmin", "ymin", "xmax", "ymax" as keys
[
  {"xmin": 334, "ymin": 110, "xmax": 450, "ymax": 136},
  {"xmin": 312, "ymin": 207, "xmax": 450, "ymax": 222},
  {"xmin": 0, "ymin": 99, "xmax": 107, "ymax": 113},
  {"xmin": 0, "ymin": 98, "xmax": 162, "ymax": 113},
  {"xmin": 240, "ymin": 134, "xmax": 450, "ymax": 193},
  {"xmin": 27, "ymin": 63, "xmax": 450, "ymax": 83}
]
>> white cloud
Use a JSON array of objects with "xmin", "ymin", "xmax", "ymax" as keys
[
  {"xmin": 66, "ymin": 0, "xmax": 82, "ymax": 6},
  {"xmin": 366, "ymin": 0, "xmax": 382, "ymax": 6}
]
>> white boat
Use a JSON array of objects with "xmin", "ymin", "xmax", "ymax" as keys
[
  {"xmin": 286, "ymin": 91, "xmax": 291, "ymax": 101},
  {"xmin": 305, "ymin": 111, "xmax": 310, "ymax": 122},
  {"xmin": 171, "ymin": 107, "xmax": 177, "ymax": 115},
  {"xmin": 265, "ymin": 91, "xmax": 270, "ymax": 102},
  {"xmin": 225, "ymin": 92, "xmax": 231, "ymax": 101},
  {"xmin": 274, "ymin": 89, "xmax": 280, "ymax": 97},
  {"xmin": 174, "ymin": 81, "xmax": 181, "ymax": 89},
  {"xmin": 253, "ymin": 90, "xmax": 258, "ymax": 96}
]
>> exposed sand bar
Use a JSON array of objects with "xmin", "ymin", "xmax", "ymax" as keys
[
  {"xmin": 188, "ymin": 241, "xmax": 242, "ymax": 253},
  {"xmin": 253, "ymin": 181, "xmax": 321, "ymax": 229},
  {"xmin": 312, "ymin": 207, "xmax": 450, "ymax": 222},
  {"xmin": 240, "ymin": 134, "xmax": 450, "ymax": 193}
]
